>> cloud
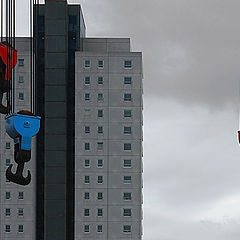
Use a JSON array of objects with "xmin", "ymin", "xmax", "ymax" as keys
[
  {"xmin": 77, "ymin": 0, "xmax": 240, "ymax": 108},
  {"xmin": 143, "ymin": 98, "xmax": 240, "ymax": 239}
]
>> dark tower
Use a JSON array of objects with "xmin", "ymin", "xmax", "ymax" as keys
[
  {"xmin": 36, "ymin": 1, "xmax": 85, "ymax": 239},
  {"xmin": 44, "ymin": 0, "xmax": 68, "ymax": 239}
]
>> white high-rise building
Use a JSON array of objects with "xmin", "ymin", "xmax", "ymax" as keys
[{"xmin": 75, "ymin": 38, "xmax": 143, "ymax": 239}]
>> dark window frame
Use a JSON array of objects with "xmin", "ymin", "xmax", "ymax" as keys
[{"xmin": 124, "ymin": 60, "xmax": 132, "ymax": 69}]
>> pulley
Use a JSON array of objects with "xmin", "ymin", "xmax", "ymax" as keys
[
  {"xmin": 0, "ymin": 41, "xmax": 17, "ymax": 113},
  {"xmin": 5, "ymin": 111, "xmax": 41, "ymax": 185}
]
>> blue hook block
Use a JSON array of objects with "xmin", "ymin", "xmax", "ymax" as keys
[{"xmin": 5, "ymin": 113, "xmax": 41, "ymax": 151}]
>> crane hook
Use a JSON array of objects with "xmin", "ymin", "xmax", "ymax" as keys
[{"xmin": 6, "ymin": 149, "xmax": 31, "ymax": 186}]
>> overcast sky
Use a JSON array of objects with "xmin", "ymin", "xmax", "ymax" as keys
[{"xmin": 11, "ymin": 0, "xmax": 240, "ymax": 239}]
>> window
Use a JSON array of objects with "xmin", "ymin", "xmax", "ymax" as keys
[
  {"xmin": 124, "ymin": 143, "xmax": 132, "ymax": 151},
  {"xmin": 98, "ymin": 60, "xmax": 104, "ymax": 68},
  {"xmin": 18, "ymin": 59, "xmax": 24, "ymax": 66},
  {"xmin": 18, "ymin": 192, "xmax": 24, "ymax": 200},
  {"xmin": 84, "ymin": 60, "xmax": 90, "ymax": 68},
  {"xmin": 98, "ymin": 76, "xmax": 103, "ymax": 84},
  {"xmin": 84, "ymin": 159, "xmax": 90, "ymax": 167},
  {"xmin": 19, "ymin": 76, "xmax": 24, "ymax": 83},
  {"xmin": 97, "ymin": 159, "xmax": 103, "ymax": 168},
  {"xmin": 124, "ymin": 60, "xmax": 132, "ymax": 69},
  {"xmin": 97, "ymin": 208, "xmax": 103, "ymax": 217},
  {"xmin": 97, "ymin": 192, "xmax": 103, "ymax": 200},
  {"xmin": 84, "ymin": 208, "xmax": 90, "ymax": 217},
  {"xmin": 5, "ymin": 208, "xmax": 10, "ymax": 216},
  {"xmin": 123, "ymin": 208, "xmax": 132, "ymax": 217},
  {"xmin": 98, "ymin": 126, "xmax": 103, "ymax": 134},
  {"xmin": 84, "ymin": 176, "xmax": 90, "ymax": 184},
  {"xmin": 85, "ymin": 93, "xmax": 90, "ymax": 101},
  {"xmin": 84, "ymin": 192, "xmax": 90, "ymax": 200},
  {"xmin": 85, "ymin": 143, "xmax": 90, "ymax": 150},
  {"xmin": 18, "ymin": 92, "xmax": 24, "ymax": 100},
  {"xmin": 97, "ymin": 176, "xmax": 103, "ymax": 184},
  {"xmin": 85, "ymin": 126, "xmax": 90, "ymax": 134},
  {"xmin": 124, "ymin": 109, "xmax": 132, "ymax": 118},
  {"xmin": 5, "ymin": 225, "xmax": 10, "ymax": 233},
  {"xmin": 124, "ymin": 159, "xmax": 132, "ymax": 168},
  {"xmin": 98, "ymin": 109, "xmax": 103, "ymax": 117},
  {"xmin": 98, "ymin": 93, "xmax": 104, "ymax": 101},
  {"xmin": 84, "ymin": 225, "xmax": 90, "ymax": 233},
  {"xmin": 97, "ymin": 225, "xmax": 103, "ymax": 233},
  {"xmin": 124, "ymin": 77, "xmax": 132, "ymax": 84},
  {"xmin": 85, "ymin": 76, "xmax": 90, "ymax": 85},
  {"xmin": 6, "ymin": 192, "xmax": 10, "ymax": 200},
  {"xmin": 18, "ymin": 225, "xmax": 24, "ymax": 233},
  {"xmin": 6, "ymin": 142, "xmax": 10, "ymax": 149},
  {"xmin": 123, "ymin": 192, "xmax": 132, "ymax": 200},
  {"xmin": 84, "ymin": 109, "xmax": 91, "ymax": 118},
  {"xmin": 18, "ymin": 208, "xmax": 24, "ymax": 216},
  {"xmin": 124, "ymin": 93, "xmax": 132, "ymax": 101},
  {"xmin": 6, "ymin": 159, "xmax": 10, "ymax": 166},
  {"xmin": 124, "ymin": 176, "xmax": 132, "ymax": 184},
  {"xmin": 124, "ymin": 126, "xmax": 132, "ymax": 134},
  {"xmin": 123, "ymin": 225, "xmax": 131, "ymax": 233},
  {"xmin": 97, "ymin": 142, "xmax": 103, "ymax": 151}
]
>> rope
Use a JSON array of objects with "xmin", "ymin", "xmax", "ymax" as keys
[
  {"xmin": 2, "ymin": 0, "xmax": 15, "ymax": 114},
  {"xmin": 12, "ymin": 0, "xmax": 15, "ymax": 113},
  {"xmin": 238, "ymin": 79, "xmax": 240, "ymax": 130},
  {"xmin": 9, "ymin": 0, "xmax": 11, "ymax": 113},
  {"xmin": 30, "ymin": 0, "xmax": 33, "ymax": 112},
  {"xmin": 6, "ymin": 0, "xmax": 9, "ymax": 112},
  {"xmin": 1, "ymin": 0, "xmax": 3, "ymax": 42},
  {"xmin": 1, "ymin": 0, "xmax": 35, "ymax": 114},
  {"xmin": 34, "ymin": 0, "xmax": 39, "ymax": 115}
]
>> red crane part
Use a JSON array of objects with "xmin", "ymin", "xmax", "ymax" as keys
[{"xmin": 0, "ymin": 42, "xmax": 17, "ymax": 81}]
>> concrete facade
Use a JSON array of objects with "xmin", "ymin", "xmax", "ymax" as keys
[{"xmin": 75, "ymin": 38, "xmax": 143, "ymax": 239}]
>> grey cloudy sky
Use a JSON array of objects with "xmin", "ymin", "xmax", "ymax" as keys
[{"xmin": 13, "ymin": 0, "xmax": 240, "ymax": 239}]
